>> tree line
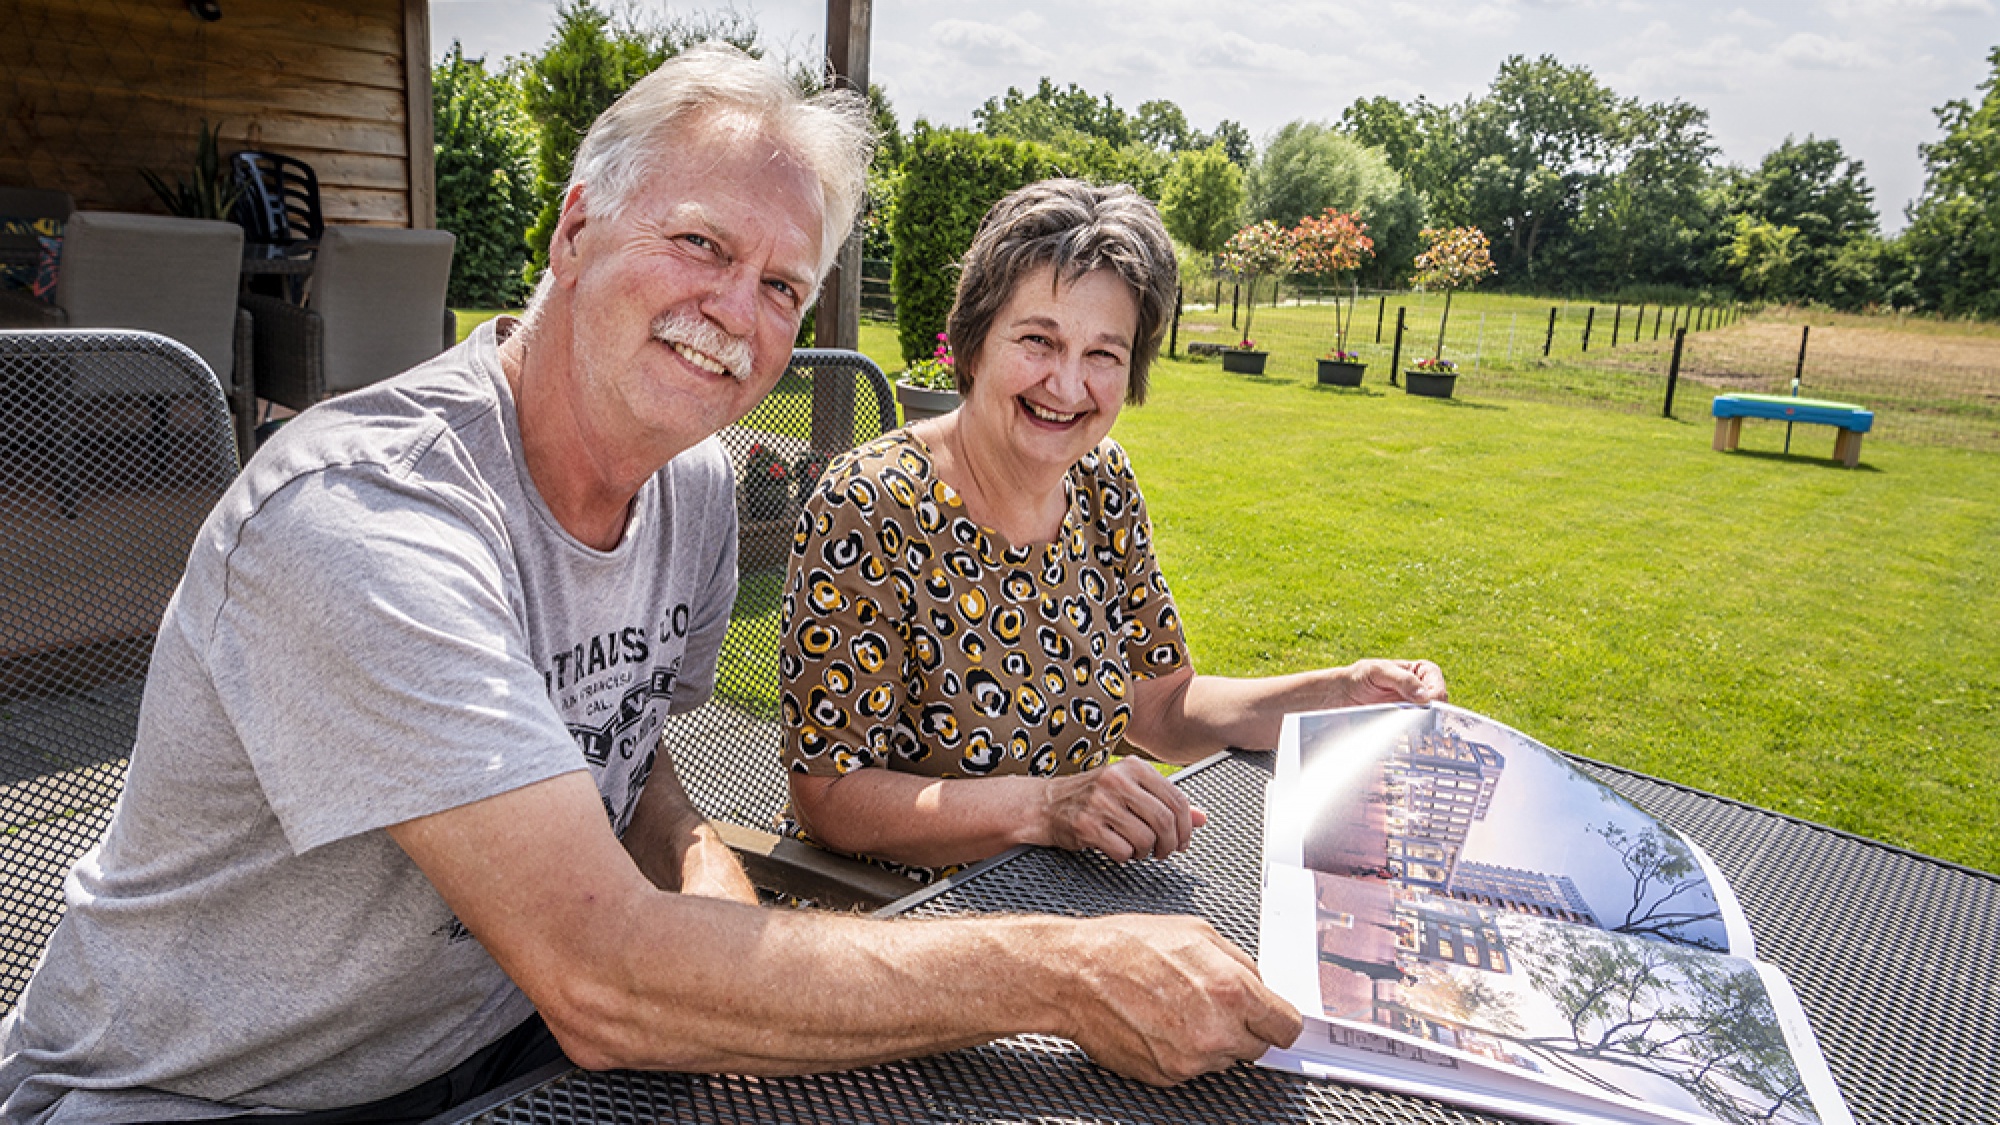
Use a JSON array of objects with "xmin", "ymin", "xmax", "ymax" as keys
[{"xmin": 431, "ymin": 4, "xmax": 2000, "ymax": 340}]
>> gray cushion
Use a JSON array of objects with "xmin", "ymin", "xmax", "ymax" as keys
[
  {"xmin": 310, "ymin": 226, "xmax": 456, "ymax": 395},
  {"xmin": 54, "ymin": 211, "xmax": 243, "ymax": 383}
]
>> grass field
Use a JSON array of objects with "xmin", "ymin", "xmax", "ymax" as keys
[{"xmin": 1106, "ymin": 354, "xmax": 1999, "ymax": 873}]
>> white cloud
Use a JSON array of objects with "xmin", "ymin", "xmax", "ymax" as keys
[
  {"xmin": 1829, "ymin": 0, "xmax": 1994, "ymax": 15},
  {"xmin": 928, "ymin": 19, "xmax": 1056, "ymax": 69},
  {"xmin": 1385, "ymin": 0, "xmax": 1521, "ymax": 33},
  {"xmin": 1095, "ymin": 45, "xmax": 1173, "ymax": 78},
  {"xmin": 1775, "ymin": 32, "xmax": 1880, "ymax": 70},
  {"xmin": 1723, "ymin": 7, "xmax": 1777, "ymax": 28}
]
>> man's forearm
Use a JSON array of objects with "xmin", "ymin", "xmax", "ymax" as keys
[{"xmin": 623, "ymin": 752, "xmax": 757, "ymax": 904}]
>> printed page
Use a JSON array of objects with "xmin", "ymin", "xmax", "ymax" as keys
[
  {"xmin": 1268, "ymin": 704, "xmax": 1746, "ymax": 956},
  {"xmin": 1260, "ymin": 705, "xmax": 1852, "ymax": 1125}
]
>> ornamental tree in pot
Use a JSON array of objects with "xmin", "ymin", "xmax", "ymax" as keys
[
  {"xmin": 1291, "ymin": 208, "xmax": 1375, "ymax": 386},
  {"xmin": 1218, "ymin": 220, "xmax": 1293, "ymax": 374},
  {"xmin": 1408, "ymin": 225, "xmax": 1495, "ymax": 393}
]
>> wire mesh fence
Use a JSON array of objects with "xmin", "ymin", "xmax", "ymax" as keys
[{"xmin": 1172, "ymin": 289, "xmax": 2000, "ymax": 452}]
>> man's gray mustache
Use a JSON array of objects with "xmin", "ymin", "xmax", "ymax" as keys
[{"xmin": 651, "ymin": 311, "xmax": 755, "ymax": 382}]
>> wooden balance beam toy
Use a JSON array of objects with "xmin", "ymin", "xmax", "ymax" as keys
[{"xmin": 1711, "ymin": 393, "xmax": 1874, "ymax": 468}]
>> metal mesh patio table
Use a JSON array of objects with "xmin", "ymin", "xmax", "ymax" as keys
[{"xmin": 447, "ymin": 750, "xmax": 1999, "ymax": 1125}]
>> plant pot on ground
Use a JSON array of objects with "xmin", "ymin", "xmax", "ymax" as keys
[
  {"xmin": 1222, "ymin": 349, "xmax": 1269, "ymax": 375},
  {"xmin": 1404, "ymin": 367, "xmax": 1458, "ymax": 398},
  {"xmin": 1316, "ymin": 355, "xmax": 1365, "ymax": 387}
]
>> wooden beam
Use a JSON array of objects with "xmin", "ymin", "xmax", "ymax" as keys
[
  {"xmin": 810, "ymin": 0, "xmax": 871, "ymax": 453},
  {"xmin": 812, "ymin": 0, "xmax": 870, "ymax": 354},
  {"xmin": 708, "ymin": 821, "xmax": 914, "ymax": 912},
  {"xmin": 402, "ymin": 0, "xmax": 436, "ymax": 229}
]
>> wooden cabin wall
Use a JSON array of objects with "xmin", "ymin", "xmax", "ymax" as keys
[{"xmin": 2, "ymin": 0, "xmax": 435, "ymax": 228}]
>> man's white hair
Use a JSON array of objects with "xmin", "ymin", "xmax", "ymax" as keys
[{"xmin": 524, "ymin": 42, "xmax": 874, "ymax": 311}]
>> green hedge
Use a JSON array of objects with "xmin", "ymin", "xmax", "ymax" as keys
[{"xmin": 889, "ymin": 128, "xmax": 1062, "ymax": 366}]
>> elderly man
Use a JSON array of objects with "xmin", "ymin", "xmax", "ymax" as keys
[{"xmin": 0, "ymin": 45, "xmax": 1297, "ymax": 1125}]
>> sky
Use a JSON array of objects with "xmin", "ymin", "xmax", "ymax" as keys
[{"xmin": 430, "ymin": 0, "xmax": 2000, "ymax": 234}]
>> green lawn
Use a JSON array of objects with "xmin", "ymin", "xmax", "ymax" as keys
[{"xmin": 1110, "ymin": 355, "xmax": 2000, "ymax": 873}]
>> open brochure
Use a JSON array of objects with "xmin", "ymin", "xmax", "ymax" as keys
[{"xmin": 1258, "ymin": 704, "xmax": 1853, "ymax": 1125}]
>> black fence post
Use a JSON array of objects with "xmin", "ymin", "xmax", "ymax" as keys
[
  {"xmin": 1213, "ymin": 280, "xmax": 1221, "ymax": 311},
  {"xmin": 1389, "ymin": 307, "xmax": 1407, "ymax": 387},
  {"xmin": 1611, "ymin": 304, "xmax": 1623, "ymax": 348},
  {"xmin": 1664, "ymin": 327, "xmax": 1686, "ymax": 418},
  {"xmin": 1169, "ymin": 285, "xmax": 1182, "ymax": 358},
  {"xmin": 1582, "ymin": 307, "xmax": 1596, "ymax": 352},
  {"xmin": 1231, "ymin": 283, "xmax": 1240, "ymax": 330},
  {"xmin": 1653, "ymin": 305, "xmax": 1663, "ymax": 340},
  {"xmin": 1543, "ymin": 306, "xmax": 1557, "ymax": 356},
  {"xmin": 1376, "ymin": 295, "xmax": 1387, "ymax": 344},
  {"xmin": 1785, "ymin": 325, "xmax": 1810, "ymax": 454}
]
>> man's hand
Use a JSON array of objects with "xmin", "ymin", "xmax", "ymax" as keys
[
  {"xmin": 1056, "ymin": 914, "xmax": 1301, "ymax": 1085},
  {"xmin": 1038, "ymin": 757, "xmax": 1209, "ymax": 862}
]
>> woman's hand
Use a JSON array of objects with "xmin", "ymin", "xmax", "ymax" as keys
[
  {"xmin": 1038, "ymin": 757, "xmax": 1209, "ymax": 862},
  {"xmin": 1325, "ymin": 658, "xmax": 1448, "ymax": 708}
]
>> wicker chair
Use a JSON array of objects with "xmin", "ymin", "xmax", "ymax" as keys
[
  {"xmin": 8, "ymin": 211, "xmax": 255, "ymax": 466},
  {"xmin": 242, "ymin": 226, "xmax": 455, "ymax": 414},
  {"xmin": 0, "ymin": 329, "xmax": 239, "ymax": 1011},
  {"xmin": 669, "ymin": 348, "xmax": 917, "ymax": 909}
]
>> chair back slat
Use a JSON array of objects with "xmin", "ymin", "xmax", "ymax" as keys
[
  {"xmin": 0, "ymin": 329, "xmax": 238, "ymax": 1012},
  {"xmin": 668, "ymin": 349, "xmax": 898, "ymax": 830}
]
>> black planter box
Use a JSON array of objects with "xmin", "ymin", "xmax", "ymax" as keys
[
  {"xmin": 1221, "ymin": 349, "xmax": 1269, "ymax": 375},
  {"xmin": 1316, "ymin": 360, "xmax": 1365, "ymax": 386},
  {"xmin": 1405, "ymin": 371, "xmax": 1458, "ymax": 398}
]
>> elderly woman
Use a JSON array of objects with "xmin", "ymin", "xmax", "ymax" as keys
[{"xmin": 779, "ymin": 179, "xmax": 1445, "ymax": 881}]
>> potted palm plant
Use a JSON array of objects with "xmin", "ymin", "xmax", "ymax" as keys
[
  {"xmin": 1290, "ymin": 208, "xmax": 1375, "ymax": 388},
  {"xmin": 1405, "ymin": 225, "xmax": 1495, "ymax": 399},
  {"xmin": 1217, "ymin": 221, "xmax": 1292, "ymax": 375},
  {"xmin": 895, "ymin": 332, "xmax": 961, "ymax": 422}
]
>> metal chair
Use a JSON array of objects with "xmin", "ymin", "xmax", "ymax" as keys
[
  {"xmin": 231, "ymin": 150, "xmax": 323, "ymax": 253},
  {"xmin": 241, "ymin": 225, "xmax": 455, "ymax": 414},
  {"xmin": 0, "ymin": 329, "xmax": 239, "ymax": 1012},
  {"xmin": 665, "ymin": 348, "xmax": 912, "ymax": 908}
]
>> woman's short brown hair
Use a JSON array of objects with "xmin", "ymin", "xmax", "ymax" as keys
[{"xmin": 946, "ymin": 179, "xmax": 1178, "ymax": 404}]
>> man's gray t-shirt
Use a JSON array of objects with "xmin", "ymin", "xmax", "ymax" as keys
[{"xmin": 0, "ymin": 318, "xmax": 738, "ymax": 1123}]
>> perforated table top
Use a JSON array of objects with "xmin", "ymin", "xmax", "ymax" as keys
[{"xmin": 453, "ymin": 752, "xmax": 1999, "ymax": 1125}]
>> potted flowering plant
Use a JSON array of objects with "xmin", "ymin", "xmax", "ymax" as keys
[
  {"xmin": 1406, "ymin": 226, "xmax": 1494, "ymax": 398},
  {"xmin": 1405, "ymin": 356, "xmax": 1460, "ymax": 399},
  {"xmin": 1290, "ymin": 208, "xmax": 1375, "ymax": 387},
  {"xmin": 1218, "ymin": 221, "xmax": 1293, "ymax": 375},
  {"xmin": 792, "ymin": 448, "xmax": 833, "ymax": 508},
  {"xmin": 1316, "ymin": 349, "xmax": 1366, "ymax": 387},
  {"xmin": 1221, "ymin": 336, "xmax": 1266, "ymax": 374},
  {"xmin": 896, "ymin": 331, "xmax": 961, "ymax": 421},
  {"xmin": 740, "ymin": 442, "xmax": 792, "ymax": 521}
]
